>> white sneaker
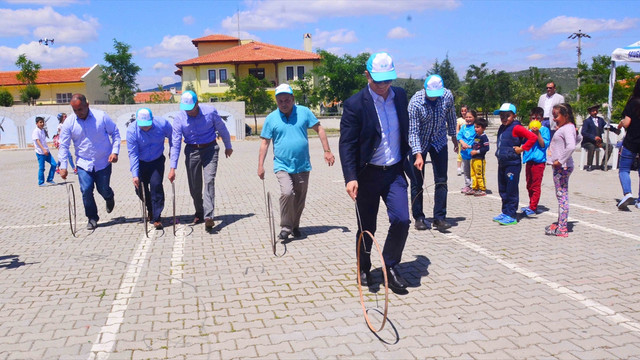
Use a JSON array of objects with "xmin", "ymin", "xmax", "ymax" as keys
[
  {"xmin": 457, "ymin": 168, "xmax": 462, "ymax": 176},
  {"xmin": 617, "ymin": 193, "xmax": 634, "ymax": 209}
]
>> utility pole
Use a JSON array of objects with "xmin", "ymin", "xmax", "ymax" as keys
[{"xmin": 568, "ymin": 29, "xmax": 591, "ymax": 102}]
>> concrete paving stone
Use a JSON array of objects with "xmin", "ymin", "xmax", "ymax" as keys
[
  {"xmin": 408, "ymin": 344, "xmax": 451, "ymax": 358},
  {"xmin": 5, "ymin": 349, "xmax": 46, "ymax": 360},
  {"xmin": 288, "ymin": 337, "xmax": 328, "ymax": 352},
  {"xmin": 277, "ymin": 348, "xmax": 316, "ymax": 359},
  {"xmin": 220, "ymin": 346, "xmax": 258, "ymax": 359},
  {"xmin": 131, "ymin": 348, "xmax": 168, "ymax": 360},
  {"xmin": 29, "ymin": 337, "xmax": 66, "ymax": 351},
  {"xmin": 166, "ymin": 343, "xmax": 203, "ymax": 358},
  {"xmin": 447, "ymin": 329, "xmax": 489, "ymax": 344}
]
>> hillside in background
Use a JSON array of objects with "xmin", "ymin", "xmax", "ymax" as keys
[
  {"xmin": 509, "ymin": 67, "xmax": 578, "ymax": 94},
  {"xmin": 142, "ymin": 82, "xmax": 181, "ymax": 92}
]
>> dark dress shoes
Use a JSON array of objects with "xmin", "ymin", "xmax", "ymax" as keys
[
  {"xmin": 433, "ymin": 219, "xmax": 452, "ymax": 232},
  {"xmin": 292, "ymin": 227, "xmax": 302, "ymax": 238},
  {"xmin": 414, "ymin": 217, "xmax": 431, "ymax": 230},
  {"xmin": 386, "ymin": 266, "xmax": 408, "ymax": 294},
  {"xmin": 106, "ymin": 197, "xmax": 115, "ymax": 213},
  {"xmin": 278, "ymin": 230, "xmax": 290, "ymax": 240}
]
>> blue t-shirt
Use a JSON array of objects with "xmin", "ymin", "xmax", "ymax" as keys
[
  {"xmin": 522, "ymin": 126, "xmax": 550, "ymax": 164},
  {"xmin": 456, "ymin": 123, "xmax": 476, "ymax": 160},
  {"xmin": 261, "ymin": 105, "xmax": 319, "ymax": 174}
]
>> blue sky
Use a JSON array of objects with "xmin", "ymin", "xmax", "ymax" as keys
[{"xmin": 1, "ymin": 0, "xmax": 639, "ymax": 91}]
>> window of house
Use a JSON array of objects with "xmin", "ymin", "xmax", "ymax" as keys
[
  {"xmin": 219, "ymin": 69, "xmax": 228, "ymax": 83},
  {"xmin": 286, "ymin": 66, "xmax": 294, "ymax": 81},
  {"xmin": 249, "ymin": 68, "xmax": 265, "ymax": 80},
  {"xmin": 56, "ymin": 93, "xmax": 72, "ymax": 104},
  {"xmin": 297, "ymin": 66, "xmax": 305, "ymax": 80},
  {"xmin": 208, "ymin": 70, "xmax": 217, "ymax": 84}
]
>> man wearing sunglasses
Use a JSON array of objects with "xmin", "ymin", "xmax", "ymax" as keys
[
  {"xmin": 538, "ymin": 82, "xmax": 565, "ymax": 137},
  {"xmin": 339, "ymin": 52, "xmax": 411, "ymax": 294}
]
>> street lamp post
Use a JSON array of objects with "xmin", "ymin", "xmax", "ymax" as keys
[{"xmin": 568, "ymin": 29, "xmax": 591, "ymax": 102}]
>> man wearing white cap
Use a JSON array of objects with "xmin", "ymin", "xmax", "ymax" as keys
[
  {"xmin": 168, "ymin": 90, "xmax": 233, "ymax": 231},
  {"xmin": 127, "ymin": 108, "xmax": 173, "ymax": 229},
  {"xmin": 407, "ymin": 74, "xmax": 458, "ymax": 232},
  {"xmin": 258, "ymin": 84, "xmax": 335, "ymax": 241},
  {"xmin": 339, "ymin": 52, "xmax": 411, "ymax": 294}
]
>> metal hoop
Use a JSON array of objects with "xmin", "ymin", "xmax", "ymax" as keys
[
  {"xmin": 66, "ymin": 183, "xmax": 77, "ymax": 237},
  {"xmin": 356, "ymin": 230, "xmax": 389, "ymax": 333},
  {"xmin": 139, "ymin": 181, "xmax": 148, "ymax": 237},
  {"xmin": 266, "ymin": 192, "xmax": 278, "ymax": 256}
]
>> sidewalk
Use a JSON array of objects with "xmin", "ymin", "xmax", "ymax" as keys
[{"xmin": 1, "ymin": 139, "xmax": 639, "ymax": 359}]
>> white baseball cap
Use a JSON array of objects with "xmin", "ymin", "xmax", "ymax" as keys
[
  {"xmin": 136, "ymin": 108, "xmax": 153, "ymax": 127},
  {"xmin": 180, "ymin": 90, "xmax": 198, "ymax": 111},
  {"xmin": 275, "ymin": 84, "xmax": 293, "ymax": 96},
  {"xmin": 424, "ymin": 75, "xmax": 445, "ymax": 97},
  {"xmin": 366, "ymin": 52, "xmax": 397, "ymax": 82}
]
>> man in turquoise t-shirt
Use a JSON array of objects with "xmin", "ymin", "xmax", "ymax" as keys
[{"xmin": 258, "ymin": 84, "xmax": 335, "ymax": 240}]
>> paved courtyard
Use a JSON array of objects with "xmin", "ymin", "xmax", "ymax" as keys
[{"xmin": 1, "ymin": 133, "xmax": 639, "ymax": 359}]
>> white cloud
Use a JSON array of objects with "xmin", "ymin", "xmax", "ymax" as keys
[
  {"xmin": 183, "ymin": 15, "xmax": 195, "ymax": 25},
  {"xmin": 527, "ymin": 16, "xmax": 639, "ymax": 38},
  {"xmin": 0, "ymin": 6, "xmax": 99, "ymax": 43},
  {"xmin": 557, "ymin": 40, "xmax": 575, "ymax": 50},
  {"xmin": 221, "ymin": 0, "xmax": 460, "ymax": 32},
  {"xmin": 313, "ymin": 29, "xmax": 357, "ymax": 48},
  {"xmin": 526, "ymin": 54, "xmax": 545, "ymax": 61},
  {"xmin": 161, "ymin": 76, "xmax": 179, "ymax": 86},
  {"xmin": 153, "ymin": 62, "xmax": 170, "ymax": 71},
  {"xmin": 387, "ymin": 27, "xmax": 413, "ymax": 39},
  {"xmin": 0, "ymin": 41, "xmax": 87, "ymax": 70},
  {"xmin": 140, "ymin": 35, "xmax": 197, "ymax": 60}
]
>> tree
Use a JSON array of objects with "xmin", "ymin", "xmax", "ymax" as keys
[
  {"xmin": 428, "ymin": 55, "xmax": 461, "ymax": 97},
  {"xmin": 576, "ymin": 55, "xmax": 635, "ymax": 120},
  {"xmin": 100, "ymin": 39, "xmax": 141, "ymax": 104},
  {"xmin": 225, "ymin": 74, "xmax": 275, "ymax": 133},
  {"xmin": 292, "ymin": 73, "xmax": 321, "ymax": 108},
  {"xmin": 312, "ymin": 50, "xmax": 369, "ymax": 103},
  {"xmin": 15, "ymin": 54, "xmax": 41, "ymax": 105},
  {"xmin": 510, "ymin": 67, "xmax": 548, "ymax": 120},
  {"xmin": 0, "ymin": 88, "xmax": 13, "ymax": 107},
  {"xmin": 462, "ymin": 63, "xmax": 512, "ymax": 119},
  {"xmin": 394, "ymin": 75, "xmax": 423, "ymax": 102}
]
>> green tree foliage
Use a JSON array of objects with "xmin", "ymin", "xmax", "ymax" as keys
[
  {"xmin": 576, "ymin": 55, "xmax": 635, "ymax": 120},
  {"xmin": 292, "ymin": 73, "xmax": 321, "ymax": 108},
  {"xmin": 15, "ymin": 54, "xmax": 41, "ymax": 105},
  {"xmin": 428, "ymin": 55, "xmax": 461, "ymax": 97},
  {"xmin": 462, "ymin": 63, "xmax": 513, "ymax": 118},
  {"xmin": 19, "ymin": 84, "xmax": 40, "ymax": 105},
  {"xmin": 0, "ymin": 88, "xmax": 13, "ymax": 107},
  {"xmin": 100, "ymin": 39, "xmax": 141, "ymax": 104},
  {"xmin": 511, "ymin": 67, "xmax": 548, "ymax": 120},
  {"xmin": 312, "ymin": 50, "xmax": 369, "ymax": 103},
  {"xmin": 225, "ymin": 74, "xmax": 276, "ymax": 133},
  {"xmin": 394, "ymin": 75, "xmax": 423, "ymax": 102}
]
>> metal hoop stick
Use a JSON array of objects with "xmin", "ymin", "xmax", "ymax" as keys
[
  {"xmin": 139, "ymin": 181, "xmax": 148, "ymax": 237},
  {"xmin": 266, "ymin": 191, "xmax": 279, "ymax": 256},
  {"xmin": 356, "ymin": 229, "xmax": 389, "ymax": 333},
  {"xmin": 66, "ymin": 183, "xmax": 77, "ymax": 237},
  {"xmin": 172, "ymin": 181, "xmax": 177, "ymax": 236}
]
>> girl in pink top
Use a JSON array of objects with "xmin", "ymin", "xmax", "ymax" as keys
[{"xmin": 545, "ymin": 103, "xmax": 582, "ymax": 237}]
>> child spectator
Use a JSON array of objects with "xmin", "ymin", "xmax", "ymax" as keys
[
  {"xmin": 521, "ymin": 107, "xmax": 550, "ymax": 216},
  {"xmin": 456, "ymin": 105, "xmax": 468, "ymax": 176},
  {"xmin": 470, "ymin": 117, "xmax": 490, "ymax": 196},
  {"xmin": 546, "ymin": 103, "xmax": 581, "ymax": 237},
  {"xmin": 457, "ymin": 109, "xmax": 477, "ymax": 194},
  {"xmin": 54, "ymin": 113, "xmax": 77, "ymax": 175},
  {"xmin": 492, "ymin": 103, "xmax": 538, "ymax": 225},
  {"xmin": 32, "ymin": 116, "xmax": 57, "ymax": 186}
]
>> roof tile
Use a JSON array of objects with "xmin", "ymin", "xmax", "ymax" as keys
[
  {"xmin": 0, "ymin": 67, "xmax": 90, "ymax": 86},
  {"xmin": 176, "ymin": 41, "xmax": 320, "ymax": 67}
]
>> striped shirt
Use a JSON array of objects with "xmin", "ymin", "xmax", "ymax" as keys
[{"xmin": 408, "ymin": 88, "xmax": 456, "ymax": 154}]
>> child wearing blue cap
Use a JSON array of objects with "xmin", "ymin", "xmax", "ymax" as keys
[{"xmin": 493, "ymin": 103, "xmax": 538, "ymax": 225}]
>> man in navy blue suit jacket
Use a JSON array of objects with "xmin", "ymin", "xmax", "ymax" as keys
[
  {"xmin": 581, "ymin": 104, "xmax": 619, "ymax": 171},
  {"xmin": 339, "ymin": 52, "xmax": 411, "ymax": 294}
]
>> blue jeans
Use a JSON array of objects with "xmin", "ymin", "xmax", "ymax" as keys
[
  {"xmin": 405, "ymin": 146, "xmax": 449, "ymax": 221},
  {"xmin": 498, "ymin": 162, "xmax": 522, "ymax": 218},
  {"xmin": 36, "ymin": 153, "xmax": 57, "ymax": 185},
  {"xmin": 618, "ymin": 146, "xmax": 639, "ymax": 195},
  {"xmin": 77, "ymin": 164, "xmax": 114, "ymax": 221},
  {"xmin": 356, "ymin": 163, "xmax": 410, "ymax": 270}
]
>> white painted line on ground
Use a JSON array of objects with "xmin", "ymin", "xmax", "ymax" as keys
[
  {"xmin": 0, "ymin": 223, "xmax": 66, "ymax": 230},
  {"xmin": 170, "ymin": 224, "xmax": 186, "ymax": 283},
  {"xmin": 88, "ymin": 230, "xmax": 155, "ymax": 360},
  {"xmin": 446, "ymin": 233, "xmax": 640, "ymax": 334},
  {"xmin": 485, "ymin": 195, "xmax": 640, "ymax": 242},
  {"xmin": 570, "ymin": 203, "xmax": 611, "ymax": 214}
]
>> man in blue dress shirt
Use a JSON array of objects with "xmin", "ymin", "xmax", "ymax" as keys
[
  {"xmin": 127, "ymin": 108, "xmax": 173, "ymax": 229},
  {"xmin": 168, "ymin": 91, "xmax": 233, "ymax": 231},
  {"xmin": 58, "ymin": 93, "xmax": 120, "ymax": 230}
]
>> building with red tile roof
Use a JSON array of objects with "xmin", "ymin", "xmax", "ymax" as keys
[
  {"xmin": 175, "ymin": 33, "xmax": 320, "ymax": 97},
  {"xmin": 134, "ymin": 89, "xmax": 180, "ymax": 104},
  {"xmin": 0, "ymin": 64, "xmax": 108, "ymax": 105}
]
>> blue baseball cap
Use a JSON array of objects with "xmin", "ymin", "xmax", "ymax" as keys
[
  {"xmin": 493, "ymin": 103, "xmax": 517, "ymax": 115},
  {"xmin": 366, "ymin": 52, "xmax": 397, "ymax": 82},
  {"xmin": 136, "ymin": 108, "xmax": 153, "ymax": 127},
  {"xmin": 424, "ymin": 74, "xmax": 445, "ymax": 97},
  {"xmin": 180, "ymin": 90, "xmax": 198, "ymax": 111}
]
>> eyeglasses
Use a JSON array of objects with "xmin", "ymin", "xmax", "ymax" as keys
[
  {"xmin": 546, "ymin": 87, "xmax": 555, "ymax": 89},
  {"xmin": 373, "ymin": 79, "xmax": 392, "ymax": 85}
]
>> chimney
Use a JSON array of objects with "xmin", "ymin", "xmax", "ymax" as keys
[{"xmin": 303, "ymin": 33, "xmax": 312, "ymax": 52}]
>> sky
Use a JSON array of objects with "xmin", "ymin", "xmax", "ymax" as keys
[{"xmin": 1, "ymin": 0, "xmax": 639, "ymax": 91}]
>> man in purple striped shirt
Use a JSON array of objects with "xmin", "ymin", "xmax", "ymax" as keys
[{"xmin": 168, "ymin": 91, "xmax": 233, "ymax": 231}]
